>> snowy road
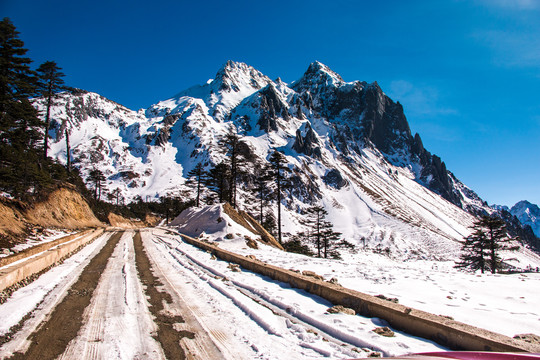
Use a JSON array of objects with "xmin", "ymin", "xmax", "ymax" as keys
[{"xmin": 0, "ymin": 228, "xmax": 446, "ymax": 359}]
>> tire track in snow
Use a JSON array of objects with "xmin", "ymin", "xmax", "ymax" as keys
[
  {"xmin": 151, "ymin": 233, "xmax": 371, "ymax": 358},
  {"xmin": 59, "ymin": 230, "xmax": 164, "ymax": 359},
  {"xmin": 8, "ymin": 231, "xmax": 123, "ymax": 360},
  {"xmin": 133, "ymin": 230, "xmax": 197, "ymax": 360},
  {"xmin": 138, "ymin": 230, "xmax": 227, "ymax": 360}
]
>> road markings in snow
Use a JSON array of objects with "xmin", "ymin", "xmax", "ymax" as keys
[
  {"xmin": 139, "ymin": 229, "xmax": 227, "ymax": 359},
  {"xmin": 59, "ymin": 230, "xmax": 165, "ymax": 359},
  {"xmin": 134, "ymin": 230, "xmax": 207, "ymax": 360}
]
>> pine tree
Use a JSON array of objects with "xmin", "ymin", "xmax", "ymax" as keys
[
  {"xmin": 36, "ymin": 61, "xmax": 65, "ymax": 160},
  {"xmin": 0, "ymin": 18, "xmax": 36, "ymax": 117},
  {"xmin": 455, "ymin": 226, "xmax": 488, "ymax": 273},
  {"xmin": 301, "ymin": 204, "xmax": 349, "ymax": 258},
  {"xmin": 220, "ymin": 127, "xmax": 246, "ymax": 209},
  {"xmin": 250, "ymin": 166, "xmax": 273, "ymax": 225},
  {"xmin": 88, "ymin": 168, "xmax": 106, "ymax": 200},
  {"xmin": 321, "ymin": 221, "xmax": 344, "ymax": 259},
  {"xmin": 65, "ymin": 126, "xmax": 71, "ymax": 171},
  {"xmin": 302, "ymin": 205, "xmax": 327, "ymax": 257},
  {"xmin": 268, "ymin": 150, "xmax": 292, "ymax": 244},
  {"xmin": 0, "ymin": 18, "xmax": 44, "ymax": 197},
  {"xmin": 206, "ymin": 162, "xmax": 230, "ymax": 203},
  {"xmin": 185, "ymin": 162, "xmax": 208, "ymax": 207},
  {"xmin": 456, "ymin": 215, "xmax": 519, "ymax": 274}
]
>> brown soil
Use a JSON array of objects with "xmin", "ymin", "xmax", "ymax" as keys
[
  {"xmin": 222, "ymin": 202, "xmax": 283, "ymax": 250},
  {"xmin": 107, "ymin": 212, "xmax": 162, "ymax": 228},
  {"xmin": 9, "ymin": 231, "xmax": 123, "ymax": 360},
  {"xmin": 1, "ymin": 188, "xmax": 103, "ymax": 248},
  {"xmin": 0, "ymin": 199, "xmax": 27, "ymax": 247},
  {"xmin": 107, "ymin": 212, "xmax": 139, "ymax": 228},
  {"xmin": 133, "ymin": 230, "xmax": 194, "ymax": 360},
  {"xmin": 25, "ymin": 188, "xmax": 102, "ymax": 229},
  {"xmin": 144, "ymin": 213, "xmax": 161, "ymax": 226}
]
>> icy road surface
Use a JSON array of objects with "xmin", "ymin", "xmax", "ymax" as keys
[{"xmin": 0, "ymin": 229, "xmax": 445, "ymax": 359}]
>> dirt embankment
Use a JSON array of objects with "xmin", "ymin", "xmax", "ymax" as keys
[
  {"xmin": 222, "ymin": 202, "xmax": 284, "ymax": 250},
  {"xmin": 25, "ymin": 188, "xmax": 102, "ymax": 229},
  {"xmin": 107, "ymin": 213, "xmax": 161, "ymax": 229},
  {"xmin": 0, "ymin": 199, "xmax": 27, "ymax": 242},
  {"xmin": 0, "ymin": 187, "xmax": 103, "ymax": 248}
]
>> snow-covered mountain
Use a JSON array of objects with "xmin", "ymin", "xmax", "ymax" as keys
[
  {"xmin": 33, "ymin": 60, "xmax": 536, "ymax": 260},
  {"xmin": 510, "ymin": 201, "xmax": 540, "ymax": 237}
]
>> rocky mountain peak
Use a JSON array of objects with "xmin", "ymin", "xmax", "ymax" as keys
[
  {"xmin": 213, "ymin": 60, "xmax": 271, "ymax": 93},
  {"xmin": 510, "ymin": 200, "xmax": 540, "ymax": 237},
  {"xmin": 293, "ymin": 61, "xmax": 344, "ymax": 93}
]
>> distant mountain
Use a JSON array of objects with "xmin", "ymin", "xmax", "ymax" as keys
[
  {"xmin": 510, "ymin": 201, "xmax": 540, "ymax": 237},
  {"xmin": 33, "ymin": 60, "xmax": 532, "ymax": 259}
]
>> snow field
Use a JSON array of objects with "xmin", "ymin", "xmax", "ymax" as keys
[
  {"xmin": 217, "ymin": 234, "xmax": 540, "ymax": 339},
  {"xmin": 149, "ymin": 228, "xmax": 446, "ymax": 358}
]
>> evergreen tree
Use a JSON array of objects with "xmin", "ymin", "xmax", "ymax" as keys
[
  {"xmin": 36, "ymin": 60, "xmax": 65, "ymax": 160},
  {"xmin": 0, "ymin": 18, "xmax": 44, "ymax": 197},
  {"xmin": 321, "ymin": 221, "xmax": 345, "ymax": 259},
  {"xmin": 220, "ymin": 127, "xmax": 246, "ymax": 209},
  {"xmin": 250, "ymin": 166, "xmax": 273, "ymax": 225},
  {"xmin": 88, "ymin": 168, "xmax": 106, "ymax": 200},
  {"xmin": 185, "ymin": 162, "xmax": 208, "ymax": 207},
  {"xmin": 65, "ymin": 125, "xmax": 71, "ymax": 171},
  {"xmin": 0, "ymin": 18, "xmax": 36, "ymax": 117},
  {"xmin": 455, "ymin": 226, "xmax": 488, "ymax": 273},
  {"xmin": 302, "ymin": 205, "xmax": 326, "ymax": 257},
  {"xmin": 301, "ymin": 204, "xmax": 349, "ymax": 258},
  {"xmin": 268, "ymin": 150, "xmax": 291, "ymax": 244},
  {"xmin": 456, "ymin": 215, "xmax": 519, "ymax": 274},
  {"xmin": 206, "ymin": 162, "xmax": 230, "ymax": 203}
]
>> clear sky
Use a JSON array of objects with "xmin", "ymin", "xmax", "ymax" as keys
[{"xmin": 3, "ymin": 0, "xmax": 539, "ymax": 207}]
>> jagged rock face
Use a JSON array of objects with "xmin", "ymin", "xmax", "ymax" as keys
[
  {"xmin": 291, "ymin": 63, "xmax": 463, "ymax": 207},
  {"xmin": 510, "ymin": 201, "xmax": 540, "ymax": 238},
  {"xmin": 36, "ymin": 60, "xmax": 518, "ymax": 258},
  {"xmin": 494, "ymin": 208, "xmax": 540, "ymax": 252},
  {"xmin": 292, "ymin": 123, "xmax": 321, "ymax": 159},
  {"xmin": 322, "ymin": 169, "xmax": 347, "ymax": 190},
  {"xmin": 256, "ymin": 84, "xmax": 290, "ymax": 132}
]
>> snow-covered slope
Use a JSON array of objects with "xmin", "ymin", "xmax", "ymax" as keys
[{"xmin": 35, "ymin": 60, "xmax": 526, "ymax": 261}]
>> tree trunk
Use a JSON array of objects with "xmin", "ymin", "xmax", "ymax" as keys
[
  {"xmin": 65, "ymin": 129, "xmax": 71, "ymax": 171},
  {"xmin": 277, "ymin": 174, "xmax": 282, "ymax": 244},
  {"xmin": 43, "ymin": 83, "xmax": 53, "ymax": 160}
]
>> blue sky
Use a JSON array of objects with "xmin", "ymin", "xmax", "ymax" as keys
[{"xmin": 3, "ymin": 0, "xmax": 539, "ymax": 207}]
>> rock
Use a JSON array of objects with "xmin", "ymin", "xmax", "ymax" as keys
[
  {"xmin": 323, "ymin": 169, "xmax": 348, "ymax": 189},
  {"xmin": 514, "ymin": 333, "xmax": 540, "ymax": 344},
  {"xmin": 302, "ymin": 270, "xmax": 324, "ymax": 281},
  {"xmin": 375, "ymin": 294, "xmax": 399, "ymax": 303},
  {"xmin": 2, "ymin": 248, "xmax": 10, "ymax": 256},
  {"xmin": 246, "ymin": 238, "xmax": 258, "ymax": 249},
  {"xmin": 228, "ymin": 263, "xmax": 241, "ymax": 272},
  {"xmin": 225, "ymin": 233, "xmax": 235, "ymax": 239},
  {"xmin": 373, "ymin": 326, "xmax": 395, "ymax": 337},
  {"xmin": 327, "ymin": 305, "xmax": 355, "ymax": 315},
  {"xmin": 328, "ymin": 277, "xmax": 341, "ymax": 286},
  {"xmin": 292, "ymin": 123, "xmax": 321, "ymax": 159},
  {"xmin": 246, "ymin": 255, "xmax": 257, "ymax": 261}
]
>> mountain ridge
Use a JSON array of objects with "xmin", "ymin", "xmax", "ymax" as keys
[{"xmin": 33, "ymin": 60, "xmax": 539, "ymax": 259}]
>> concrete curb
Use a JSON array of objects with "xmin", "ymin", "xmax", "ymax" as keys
[
  {"xmin": 172, "ymin": 230, "xmax": 539, "ymax": 353},
  {"xmin": 0, "ymin": 229, "xmax": 95, "ymax": 269},
  {"xmin": 0, "ymin": 228, "xmax": 105, "ymax": 292}
]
